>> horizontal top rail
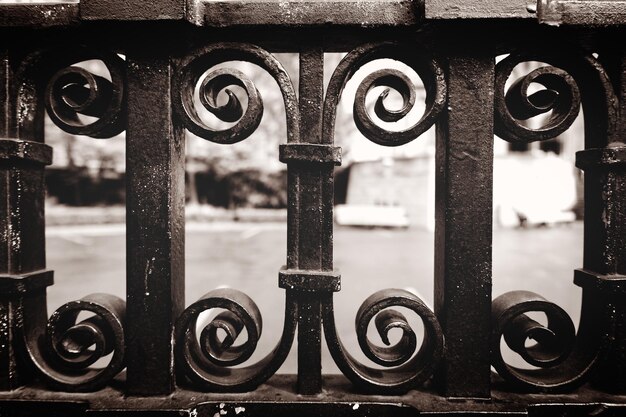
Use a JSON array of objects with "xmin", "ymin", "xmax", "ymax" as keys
[
  {"xmin": 3, "ymin": 0, "xmax": 625, "ymax": 27},
  {"xmin": 0, "ymin": 0, "xmax": 543, "ymax": 27}
]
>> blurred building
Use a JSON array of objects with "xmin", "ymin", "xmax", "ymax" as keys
[{"xmin": 336, "ymin": 61, "xmax": 584, "ymax": 229}]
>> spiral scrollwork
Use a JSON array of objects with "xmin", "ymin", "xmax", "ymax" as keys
[
  {"xmin": 495, "ymin": 57, "xmax": 580, "ymax": 143},
  {"xmin": 355, "ymin": 69, "xmax": 416, "ymax": 126},
  {"xmin": 15, "ymin": 46, "xmax": 127, "ymax": 140},
  {"xmin": 174, "ymin": 43, "xmax": 299, "ymax": 145},
  {"xmin": 491, "ymin": 290, "xmax": 607, "ymax": 392},
  {"xmin": 44, "ymin": 53, "xmax": 126, "ymax": 138},
  {"xmin": 21, "ymin": 293, "xmax": 126, "ymax": 392},
  {"xmin": 323, "ymin": 42, "xmax": 446, "ymax": 147},
  {"xmin": 494, "ymin": 49, "xmax": 618, "ymax": 147},
  {"xmin": 322, "ymin": 289, "xmax": 444, "ymax": 394},
  {"xmin": 175, "ymin": 288, "xmax": 297, "ymax": 391}
]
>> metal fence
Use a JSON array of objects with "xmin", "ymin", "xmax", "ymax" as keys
[{"xmin": 0, "ymin": 0, "xmax": 625, "ymax": 415}]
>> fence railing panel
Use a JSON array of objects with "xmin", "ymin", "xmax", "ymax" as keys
[{"xmin": 0, "ymin": 8, "xmax": 624, "ymax": 415}]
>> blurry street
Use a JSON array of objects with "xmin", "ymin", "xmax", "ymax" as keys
[{"xmin": 46, "ymin": 221, "xmax": 584, "ymax": 374}]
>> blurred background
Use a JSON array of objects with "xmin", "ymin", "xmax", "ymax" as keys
[{"xmin": 16, "ymin": 49, "xmax": 585, "ymax": 374}]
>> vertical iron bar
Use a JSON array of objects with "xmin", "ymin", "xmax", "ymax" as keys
[
  {"xmin": 0, "ymin": 44, "xmax": 51, "ymax": 390},
  {"xmin": 0, "ymin": 46, "xmax": 20, "ymax": 392},
  {"xmin": 582, "ymin": 44, "xmax": 625, "ymax": 275},
  {"xmin": 579, "ymin": 42, "xmax": 626, "ymax": 393},
  {"xmin": 288, "ymin": 48, "xmax": 328, "ymax": 394},
  {"xmin": 125, "ymin": 46, "xmax": 185, "ymax": 395},
  {"xmin": 434, "ymin": 39, "xmax": 494, "ymax": 399},
  {"xmin": 0, "ymin": 48, "xmax": 9, "ymax": 137}
]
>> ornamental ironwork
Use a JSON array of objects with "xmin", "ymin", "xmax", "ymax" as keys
[{"xmin": 0, "ymin": 1, "xmax": 625, "ymax": 415}]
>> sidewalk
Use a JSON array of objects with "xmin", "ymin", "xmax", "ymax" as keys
[{"xmin": 45, "ymin": 204, "xmax": 287, "ymax": 226}]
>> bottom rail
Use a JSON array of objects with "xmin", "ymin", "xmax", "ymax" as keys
[{"xmin": 1, "ymin": 375, "xmax": 626, "ymax": 416}]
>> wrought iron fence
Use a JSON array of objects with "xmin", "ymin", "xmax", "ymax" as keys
[{"xmin": 0, "ymin": 0, "xmax": 625, "ymax": 415}]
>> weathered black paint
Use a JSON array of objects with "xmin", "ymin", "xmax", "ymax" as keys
[
  {"xmin": 125, "ymin": 46, "xmax": 185, "ymax": 395},
  {"xmin": 434, "ymin": 39, "xmax": 494, "ymax": 399},
  {"xmin": 0, "ymin": 46, "xmax": 51, "ymax": 391}
]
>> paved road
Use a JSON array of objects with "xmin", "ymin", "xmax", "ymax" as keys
[{"xmin": 45, "ymin": 221, "xmax": 584, "ymax": 374}]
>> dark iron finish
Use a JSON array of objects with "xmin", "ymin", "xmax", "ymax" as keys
[
  {"xmin": 45, "ymin": 61, "xmax": 126, "ymax": 139},
  {"xmin": 289, "ymin": 48, "xmax": 329, "ymax": 395},
  {"xmin": 173, "ymin": 42, "xmax": 300, "ymax": 392},
  {"xmin": 0, "ymin": 43, "xmax": 48, "ymax": 392},
  {"xmin": 126, "ymin": 43, "xmax": 185, "ymax": 395},
  {"xmin": 490, "ymin": 42, "xmax": 626, "ymax": 394},
  {"xmin": 19, "ymin": 291, "xmax": 126, "ymax": 391},
  {"xmin": 491, "ymin": 289, "xmax": 608, "ymax": 392},
  {"xmin": 575, "ymin": 48, "xmax": 626, "ymax": 391},
  {"xmin": 322, "ymin": 288, "xmax": 444, "ymax": 394},
  {"xmin": 0, "ymin": 3, "xmax": 79, "ymax": 27},
  {"xmin": 0, "ymin": 4, "xmax": 626, "ymax": 416},
  {"xmin": 0, "ymin": 44, "xmax": 51, "ymax": 385},
  {"xmin": 322, "ymin": 42, "xmax": 446, "ymax": 147},
  {"xmin": 494, "ymin": 48, "xmax": 617, "ymax": 148},
  {"xmin": 173, "ymin": 39, "xmax": 447, "ymax": 395},
  {"xmin": 0, "ymin": 40, "xmax": 128, "ymax": 392},
  {"xmin": 6, "ymin": 374, "xmax": 626, "ymax": 415},
  {"xmin": 578, "ymin": 49, "xmax": 626, "ymax": 396},
  {"xmin": 434, "ymin": 35, "xmax": 494, "ymax": 399},
  {"xmin": 320, "ymin": 42, "xmax": 445, "ymax": 395}
]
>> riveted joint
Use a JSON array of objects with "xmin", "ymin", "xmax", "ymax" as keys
[
  {"xmin": 279, "ymin": 144, "xmax": 341, "ymax": 166},
  {"xmin": 576, "ymin": 147, "xmax": 626, "ymax": 171},
  {"xmin": 0, "ymin": 139, "xmax": 53, "ymax": 166},
  {"xmin": 574, "ymin": 269, "xmax": 626, "ymax": 294},
  {"xmin": 278, "ymin": 266, "xmax": 341, "ymax": 292},
  {"xmin": 0, "ymin": 270, "xmax": 54, "ymax": 295}
]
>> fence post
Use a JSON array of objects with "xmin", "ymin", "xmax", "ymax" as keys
[
  {"xmin": 0, "ymin": 45, "xmax": 53, "ymax": 390},
  {"xmin": 434, "ymin": 32, "xmax": 494, "ymax": 399},
  {"xmin": 125, "ymin": 39, "xmax": 185, "ymax": 395},
  {"xmin": 575, "ymin": 44, "xmax": 626, "ymax": 393}
]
